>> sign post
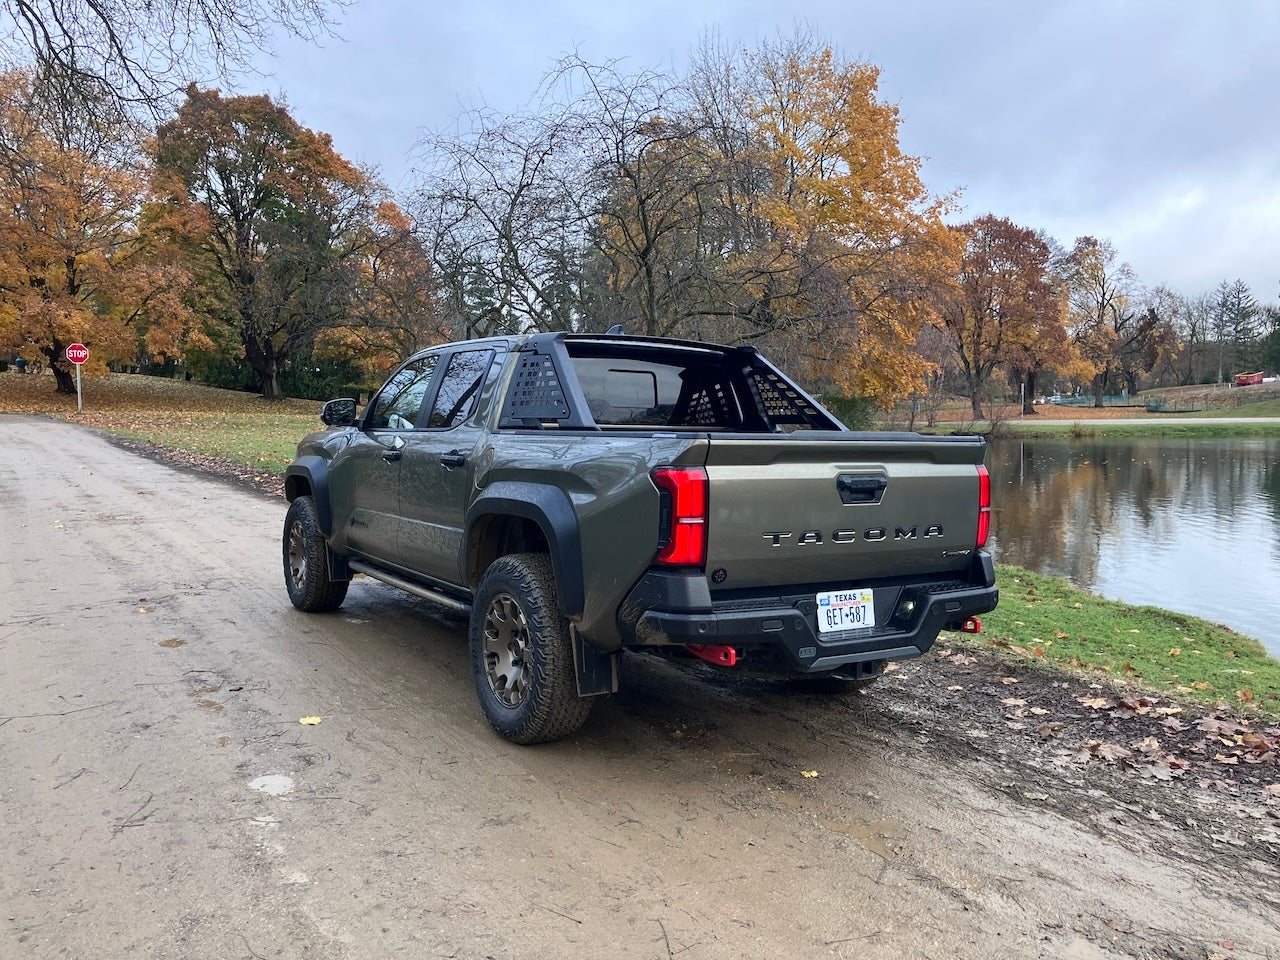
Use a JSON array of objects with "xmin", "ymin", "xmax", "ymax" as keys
[{"xmin": 66, "ymin": 343, "xmax": 88, "ymax": 413}]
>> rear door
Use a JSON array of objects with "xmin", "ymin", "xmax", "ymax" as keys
[{"xmin": 397, "ymin": 348, "xmax": 497, "ymax": 586}]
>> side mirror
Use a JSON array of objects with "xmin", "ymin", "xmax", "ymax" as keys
[{"xmin": 320, "ymin": 398, "xmax": 357, "ymax": 426}]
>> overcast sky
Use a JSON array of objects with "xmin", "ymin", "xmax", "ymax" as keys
[{"xmin": 253, "ymin": 0, "xmax": 1279, "ymax": 304}]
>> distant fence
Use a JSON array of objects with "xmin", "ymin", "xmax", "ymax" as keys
[{"xmin": 1049, "ymin": 395, "xmax": 1141, "ymax": 408}]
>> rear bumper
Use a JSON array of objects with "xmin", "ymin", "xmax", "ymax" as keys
[{"xmin": 617, "ymin": 554, "xmax": 999, "ymax": 675}]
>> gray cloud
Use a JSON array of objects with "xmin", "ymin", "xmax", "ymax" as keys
[{"xmin": 255, "ymin": 0, "xmax": 1279, "ymax": 302}]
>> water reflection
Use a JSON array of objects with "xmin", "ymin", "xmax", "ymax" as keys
[{"xmin": 987, "ymin": 437, "xmax": 1280, "ymax": 656}]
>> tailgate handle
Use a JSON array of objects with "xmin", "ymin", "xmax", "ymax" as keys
[{"xmin": 837, "ymin": 474, "xmax": 887, "ymax": 505}]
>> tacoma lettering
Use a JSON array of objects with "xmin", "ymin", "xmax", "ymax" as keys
[{"xmin": 763, "ymin": 525, "xmax": 944, "ymax": 545}]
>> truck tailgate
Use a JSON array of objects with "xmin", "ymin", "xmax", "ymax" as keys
[{"xmin": 702, "ymin": 435, "xmax": 986, "ymax": 590}]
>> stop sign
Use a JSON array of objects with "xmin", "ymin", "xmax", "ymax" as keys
[{"xmin": 66, "ymin": 343, "xmax": 88, "ymax": 364}]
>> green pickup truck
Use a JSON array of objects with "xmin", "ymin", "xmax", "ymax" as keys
[{"xmin": 283, "ymin": 332, "xmax": 998, "ymax": 743}]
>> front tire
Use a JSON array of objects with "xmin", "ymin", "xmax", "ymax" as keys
[
  {"xmin": 283, "ymin": 496, "xmax": 349, "ymax": 612},
  {"xmin": 469, "ymin": 553, "xmax": 592, "ymax": 744}
]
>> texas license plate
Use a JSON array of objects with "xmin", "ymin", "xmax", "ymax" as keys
[{"xmin": 815, "ymin": 588, "xmax": 876, "ymax": 634}]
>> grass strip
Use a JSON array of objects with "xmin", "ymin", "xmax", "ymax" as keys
[{"xmin": 966, "ymin": 565, "xmax": 1279, "ymax": 716}]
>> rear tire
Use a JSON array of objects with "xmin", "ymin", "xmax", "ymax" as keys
[
  {"xmin": 469, "ymin": 553, "xmax": 592, "ymax": 744},
  {"xmin": 283, "ymin": 496, "xmax": 349, "ymax": 612}
]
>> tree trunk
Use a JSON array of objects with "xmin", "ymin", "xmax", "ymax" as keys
[
  {"xmin": 1022, "ymin": 370, "xmax": 1037, "ymax": 415},
  {"xmin": 52, "ymin": 365, "xmax": 75, "ymax": 394},
  {"xmin": 1093, "ymin": 373, "xmax": 1105, "ymax": 408},
  {"xmin": 969, "ymin": 390, "xmax": 983, "ymax": 420},
  {"xmin": 263, "ymin": 359, "xmax": 283, "ymax": 400},
  {"xmin": 42, "ymin": 343, "xmax": 75, "ymax": 395}
]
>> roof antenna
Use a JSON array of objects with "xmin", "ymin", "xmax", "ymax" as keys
[{"xmin": 604, "ymin": 323, "xmax": 624, "ymax": 335}]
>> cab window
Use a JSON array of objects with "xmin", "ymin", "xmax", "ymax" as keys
[
  {"xmin": 427, "ymin": 350, "xmax": 494, "ymax": 428},
  {"xmin": 367, "ymin": 355, "xmax": 439, "ymax": 430}
]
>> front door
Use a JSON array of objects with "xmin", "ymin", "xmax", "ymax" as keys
[{"xmin": 329, "ymin": 354, "xmax": 439, "ymax": 565}]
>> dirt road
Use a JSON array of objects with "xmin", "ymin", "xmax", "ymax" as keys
[{"xmin": 2, "ymin": 416, "xmax": 1277, "ymax": 960}]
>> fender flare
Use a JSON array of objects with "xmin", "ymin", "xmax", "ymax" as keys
[
  {"xmin": 284, "ymin": 456, "xmax": 333, "ymax": 537},
  {"xmin": 466, "ymin": 482, "xmax": 585, "ymax": 618}
]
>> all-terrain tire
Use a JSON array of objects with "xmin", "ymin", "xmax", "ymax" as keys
[
  {"xmin": 283, "ymin": 496, "xmax": 349, "ymax": 612},
  {"xmin": 469, "ymin": 553, "xmax": 593, "ymax": 744}
]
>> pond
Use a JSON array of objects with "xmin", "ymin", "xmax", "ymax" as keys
[{"xmin": 985, "ymin": 436, "xmax": 1280, "ymax": 657}]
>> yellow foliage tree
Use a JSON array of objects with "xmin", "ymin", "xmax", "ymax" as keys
[
  {"xmin": 0, "ymin": 70, "xmax": 191, "ymax": 394},
  {"xmin": 741, "ymin": 42, "xmax": 961, "ymax": 407}
]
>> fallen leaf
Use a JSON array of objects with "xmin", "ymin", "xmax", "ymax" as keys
[
  {"xmin": 299, "ymin": 716, "xmax": 323, "ymax": 725},
  {"xmin": 1000, "ymin": 697, "xmax": 1027, "ymax": 708},
  {"xmin": 1132, "ymin": 737, "xmax": 1162, "ymax": 756},
  {"xmin": 1262, "ymin": 784, "xmax": 1280, "ymax": 798},
  {"xmin": 1214, "ymin": 754, "xmax": 1240, "ymax": 765},
  {"xmin": 1078, "ymin": 696, "xmax": 1114, "ymax": 710},
  {"xmin": 946, "ymin": 685, "xmax": 964, "ymax": 692},
  {"xmin": 1081, "ymin": 740, "xmax": 1132, "ymax": 763},
  {"xmin": 800, "ymin": 770, "xmax": 819, "ymax": 779},
  {"xmin": 1237, "ymin": 690, "xmax": 1255, "ymax": 703},
  {"xmin": 1168, "ymin": 648, "xmax": 1181, "ymax": 657},
  {"xmin": 1029, "ymin": 707, "xmax": 1050, "ymax": 716},
  {"xmin": 999, "ymin": 677, "xmax": 1019, "ymax": 686}
]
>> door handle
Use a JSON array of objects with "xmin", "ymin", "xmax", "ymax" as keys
[
  {"xmin": 382, "ymin": 448, "xmax": 403, "ymax": 463},
  {"xmin": 440, "ymin": 451, "xmax": 466, "ymax": 468}
]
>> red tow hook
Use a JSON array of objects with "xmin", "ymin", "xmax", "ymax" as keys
[
  {"xmin": 959, "ymin": 617, "xmax": 983, "ymax": 634},
  {"xmin": 687, "ymin": 643, "xmax": 738, "ymax": 667}
]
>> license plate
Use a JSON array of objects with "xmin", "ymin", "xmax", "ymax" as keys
[{"xmin": 816, "ymin": 588, "xmax": 876, "ymax": 634}]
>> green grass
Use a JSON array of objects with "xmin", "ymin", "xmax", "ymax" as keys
[
  {"xmin": 1179, "ymin": 397, "xmax": 1280, "ymax": 418},
  {"xmin": 0, "ymin": 371, "xmax": 325, "ymax": 472},
  {"xmin": 101, "ymin": 411, "xmax": 322, "ymax": 472},
  {"xmin": 963, "ymin": 565, "xmax": 1280, "ymax": 715}
]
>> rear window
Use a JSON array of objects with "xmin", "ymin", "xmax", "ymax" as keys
[{"xmin": 566, "ymin": 350, "xmax": 744, "ymax": 429}]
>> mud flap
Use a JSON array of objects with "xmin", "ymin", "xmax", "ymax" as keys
[
  {"xmin": 327, "ymin": 548, "xmax": 351, "ymax": 582},
  {"xmin": 572, "ymin": 626, "xmax": 618, "ymax": 697}
]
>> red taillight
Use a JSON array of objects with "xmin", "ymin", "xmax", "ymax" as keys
[
  {"xmin": 652, "ymin": 466, "xmax": 708, "ymax": 568},
  {"xmin": 976, "ymin": 464, "xmax": 991, "ymax": 548}
]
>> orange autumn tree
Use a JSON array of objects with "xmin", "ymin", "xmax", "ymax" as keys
[
  {"xmin": 734, "ymin": 40, "xmax": 960, "ymax": 407},
  {"xmin": 938, "ymin": 216, "xmax": 1064, "ymax": 418},
  {"xmin": 578, "ymin": 39, "xmax": 959, "ymax": 405},
  {"xmin": 0, "ymin": 70, "xmax": 191, "ymax": 393}
]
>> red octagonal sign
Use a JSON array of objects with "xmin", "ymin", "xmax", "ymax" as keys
[{"xmin": 66, "ymin": 343, "xmax": 88, "ymax": 365}]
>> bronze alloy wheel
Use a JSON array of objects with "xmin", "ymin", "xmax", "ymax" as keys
[
  {"xmin": 287, "ymin": 518, "xmax": 308, "ymax": 592},
  {"xmin": 482, "ymin": 593, "xmax": 532, "ymax": 708}
]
